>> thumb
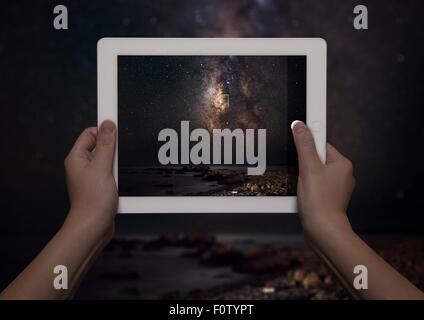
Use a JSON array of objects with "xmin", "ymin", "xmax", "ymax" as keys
[
  {"xmin": 326, "ymin": 143, "xmax": 344, "ymax": 164},
  {"xmin": 94, "ymin": 120, "xmax": 116, "ymax": 172},
  {"xmin": 291, "ymin": 120, "xmax": 322, "ymax": 174}
]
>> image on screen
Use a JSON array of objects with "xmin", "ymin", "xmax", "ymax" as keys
[{"xmin": 118, "ymin": 56, "xmax": 306, "ymax": 196}]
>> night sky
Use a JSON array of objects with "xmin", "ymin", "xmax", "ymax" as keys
[
  {"xmin": 118, "ymin": 56, "xmax": 305, "ymax": 167},
  {"xmin": 1, "ymin": 1, "xmax": 424, "ymax": 289}
]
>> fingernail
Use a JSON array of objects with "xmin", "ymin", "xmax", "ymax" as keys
[
  {"xmin": 100, "ymin": 120, "xmax": 115, "ymax": 134},
  {"xmin": 291, "ymin": 120, "xmax": 306, "ymax": 133}
]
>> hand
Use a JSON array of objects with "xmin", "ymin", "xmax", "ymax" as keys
[
  {"xmin": 63, "ymin": 120, "xmax": 118, "ymax": 240},
  {"xmin": 291, "ymin": 120, "xmax": 356, "ymax": 239}
]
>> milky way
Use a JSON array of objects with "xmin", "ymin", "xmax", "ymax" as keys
[
  {"xmin": 198, "ymin": 56, "xmax": 285, "ymax": 131},
  {"xmin": 118, "ymin": 55, "xmax": 304, "ymax": 166}
]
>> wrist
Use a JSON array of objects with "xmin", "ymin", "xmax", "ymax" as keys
[
  {"xmin": 302, "ymin": 211, "xmax": 353, "ymax": 245},
  {"xmin": 62, "ymin": 209, "xmax": 114, "ymax": 247}
]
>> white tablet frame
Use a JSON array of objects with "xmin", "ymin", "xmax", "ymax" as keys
[{"xmin": 97, "ymin": 38, "xmax": 326, "ymax": 213}]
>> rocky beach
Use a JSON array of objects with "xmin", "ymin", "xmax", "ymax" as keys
[
  {"xmin": 119, "ymin": 165, "xmax": 298, "ymax": 196},
  {"xmin": 76, "ymin": 233, "xmax": 424, "ymax": 300}
]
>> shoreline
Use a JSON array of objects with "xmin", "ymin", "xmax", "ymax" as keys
[{"xmin": 120, "ymin": 165, "xmax": 298, "ymax": 196}]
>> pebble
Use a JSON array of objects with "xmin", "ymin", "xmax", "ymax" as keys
[
  {"xmin": 293, "ymin": 269, "xmax": 305, "ymax": 283},
  {"xmin": 302, "ymin": 272, "xmax": 321, "ymax": 289},
  {"xmin": 324, "ymin": 275, "xmax": 333, "ymax": 286},
  {"xmin": 250, "ymin": 184, "xmax": 259, "ymax": 192},
  {"xmin": 261, "ymin": 287, "xmax": 275, "ymax": 294},
  {"xmin": 314, "ymin": 290, "xmax": 327, "ymax": 300}
]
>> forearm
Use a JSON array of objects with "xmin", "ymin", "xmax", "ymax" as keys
[
  {"xmin": 66, "ymin": 224, "xmax": 112, "ymax": 299},
  {"xmin": 305, "ymin": 214, "xmax": 424, "ymax": 300},
  {"xmin": 0, "ymin": 211, "xmax": 111, "ymax": 300}
]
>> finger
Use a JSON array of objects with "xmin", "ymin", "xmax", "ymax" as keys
[
  {"xmin": 93, "ymin": 120, "xmax": 116, "ymax": 172},
  {"xmin": 69, "ymin": 127, "xmax": 97, "ymax": 157},
  {"xmin": 326, "ymin": 143, "xmax": 344, "ymax": 164},
  {"xmin": 291, "ymin": 120, "xmax": 322, "ymax": 173}
]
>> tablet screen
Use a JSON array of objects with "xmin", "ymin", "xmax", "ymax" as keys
[{"xmin": 118, "ymin": 56, "xmax": 306, "ymax": 196}]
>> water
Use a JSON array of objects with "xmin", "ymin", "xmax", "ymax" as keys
[{"xmin": 119, "ymin": 166, "xmax": 226, "ymax": 196}]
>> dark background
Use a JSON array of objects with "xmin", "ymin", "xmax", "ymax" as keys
[{"xmin": 1, "ymin": 0, "xmax": 424, "ymax": 289}]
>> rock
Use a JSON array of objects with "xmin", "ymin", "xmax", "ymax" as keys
[
  {"xmin": 181, "ymin": 233, "xmax": 216, "ymax": 247},
  {"xmin": 143, "ymin": 233, "xmax": 182, "ymax": 250},
  {"xmin": 287, "ymin": 278, "xmax": 297, "ymax": 287},
  {"xmin": 293, "ymin": 269, "xmax": 306, "ymax": 283},
  {"xmin": 244, "ymin": 246, "xmax": 275, "ymax": 259},
  {"xmin": 202, "ymin": 172, "xmax": 223, "ymax": 181},
  {"xmin": 250, "ymin": 184, "xmax": 259, "ymax": 192},
  {"xmin": 200, "ymin": 244, "xmax": 244, "ymax": 266},
  {"xmin": 180, "ymin": 164, "xmax": 210, "ymax": 173},
  {"xmin": 219, "ymin": 174, "xmax": 248, "ymax": 185},
  {"xmin": 303, "ymin": 272, "xmax": 321, "ymax": 289},
  {"xmin": 316, "ymin": 264, "xmax": 330, "ymax": 276},
  {"xmin": 235, "ymin": 249, "xmax": 300, "ymax": 274},
  {"xmin": 324, "ymin": 275, "xmax": 333, "ymax": 286},
  {"xmin": 180, "ymin": 249, "xmax": 202, "ymax": 258},
  {"xmin": 261, "ymin": 287, "xmax": 275, "ymax": 294},
  {"xmin": 144, "ymin": 233, "xmax": 216, "ymax": 251},
  {"xmin": 314, "ymin": 290, "xmax": 327, "ymax": 300}
]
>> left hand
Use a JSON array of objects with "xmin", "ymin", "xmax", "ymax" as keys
[{"xmin": 63, "ymin": 120, "xmax": 118, "ymax": 239}]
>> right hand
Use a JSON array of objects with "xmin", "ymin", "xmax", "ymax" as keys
[{"xmin": 291, "ymin": 120, "xmax": 356, "ymax": 239}]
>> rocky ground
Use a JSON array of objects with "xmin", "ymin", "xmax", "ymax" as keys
[
  {"xmin": 106, "ymin": 233, "xmax": 424, "ymax": 300},
  {"xmin": 177, "ymin": 164, "xmax": 297, "ymax": 196}
]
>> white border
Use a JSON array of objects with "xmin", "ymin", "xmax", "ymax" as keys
[{"xmin": 97, "ymin": 38, "xmax": 327, "ymax": 213}]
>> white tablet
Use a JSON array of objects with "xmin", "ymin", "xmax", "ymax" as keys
[{"xmin": 97, "ymin": 38, "xmax": 326, "ymax": 213}]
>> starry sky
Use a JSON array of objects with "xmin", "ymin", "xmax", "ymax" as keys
[
  {"xmin": 0, "ymin": 0, "xmax": 424, "ymax": 256},
  {"xmin": 118, "ymin": 55, "xmax": 305, "ymax": 166}
]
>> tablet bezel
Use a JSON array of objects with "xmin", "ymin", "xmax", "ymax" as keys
[{"xmin": 97, "ymin": 38, "xmax": 326, "ymax": 213}]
